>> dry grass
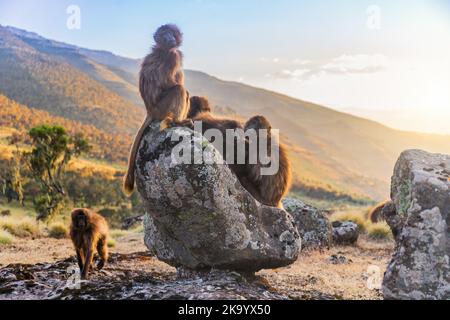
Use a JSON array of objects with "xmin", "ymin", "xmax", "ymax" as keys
[
  {"xmin": 107, "ymin": 238, "xmax": 116, "ymax": 248},
  {"xmin": 110, "ymin": 229, "xmax": 131, "ymax": 240},
  {"xmin": 367, "ymin": 222, "xmax": 393, "ymax": 240},
  {"xmin": 0, "ymin": 229, "xmax": 14, "ymax": 245},
  {"xmin": 48, "ymin": 222, "xmax": 69, "ymax": 239},
  {"xmin": 330, "ymin": 211, "xmax": 369, "ymax": 232},
  {"xmin": 0, "ymin": 217, "xmax": 41, "ymax": 238}
]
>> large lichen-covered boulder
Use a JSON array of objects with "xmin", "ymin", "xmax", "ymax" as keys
[
  {"xmin": 282, "ymin": 198, "xmax": 332, "ymax": 250},
  {"xmin": 383, "ymin": 149, "xmax": 450, "ymax": 300},
  {"xmin": 135, "ymin": 122, "xmax": 301, "ymax": 273}
]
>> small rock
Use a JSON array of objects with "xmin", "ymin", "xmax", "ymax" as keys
[
  {"xmin": 328, "ymin": 255, "xmax": 349, "ymax": 265},
  {"xmin": 332, "ymin": 221, "xmax": 359, "ymax": 245}
]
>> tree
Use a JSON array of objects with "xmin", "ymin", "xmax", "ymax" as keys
[
  {"xmin": 0, "ymin": 138, "xmax": 25, "ymax": 205},
  {"xmin": 24, "ymin": 125, "xmax": 90, "ymax": 221}
]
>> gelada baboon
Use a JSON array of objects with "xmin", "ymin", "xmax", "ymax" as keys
[
  {"xmin": 368, "ymin": 200, "xmax": 390, "ymax": 223},
  {"xmin": 70, "ymin": 208, "xmax": 109, "ymax": 280},
  {"xmin": 124, "ymin": 24, "xmax": 190, "ymax": 195},
  {"xmin": 188, "ymin": 96, "xmax": 249, "ymax": 180},
  {"xmin": 187, "ymin": 96, "xmax": 212, "ymax": 119},
  {"xmin": 242, "ymin": 116, "xmax": 292, "ymax": 208},
  {"xmin": 187, "ymin": 100, "xmax": 292, "ymax": 208}
]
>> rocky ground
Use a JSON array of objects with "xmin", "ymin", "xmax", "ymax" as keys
[{"xmin": 0, "ymin": 234, "xmax": 393, "ymax": 300}]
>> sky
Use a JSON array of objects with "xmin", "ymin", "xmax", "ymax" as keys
[{"xmin": 1, "ymin": 0, "xmax": 450, "ymax": 134}]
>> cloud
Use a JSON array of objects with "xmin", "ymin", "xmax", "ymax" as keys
[
  {"xmin": 292, "ymin": 59, "xmax": 312, "ymax": 65},
  {"xmin": 259, "ymin": 57, "xmax": 280, "ymax": 63},
  {"xmin": 322, "ymin": 54, "xmax": 387, "ymax": 74},
  {"xmin": 267, "ymin": 54, "xmax": 388, "ymax": 80},
  {"xmin": 273, "ymin": 69, "xmax": 310, "ymax": 79}
]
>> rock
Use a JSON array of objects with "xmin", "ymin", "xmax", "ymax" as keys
[
  {"xmin": 328, "ymin": 255, "xmax": 350, "ymax": 265},
  {"xmin": 0, "ymin": 253, "xmax": 287, "ymax": 300},
  {"xmin": 382, "ymin": 149, "xmax": 450, "ymax": 300},
  {"xmin": 135, "ymin": 122, "xmax": 301, "ymax": 273},
  {"xmin": 122, "ymin": 215, "xmax": 144, "ymax": 230},
  {"xmin": 282, "ymin": 198, "xmax": 332, "ymax": 249},
  {"xmin": 332, "ymin": 221, "xmax": 359, "ymax": 245}
]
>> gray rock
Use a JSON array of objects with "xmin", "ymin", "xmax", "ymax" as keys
[
  {"xmin": 332, "ymin": 221, "xmax": 359, "ymax": 245},
  {"xmin": 383, "ymin": 149, "xmax": 450, "ymax": 300},
  {"xmin": 282, "ymin": 198, "xmax": 332, "ymax": 249},
  {"xmin": 136, "ymin": 122, "xmax": 301, "ymax": 273},
  {"xmin": 0, "ymin": 253, "xmax": 288, "ymax": 300}
]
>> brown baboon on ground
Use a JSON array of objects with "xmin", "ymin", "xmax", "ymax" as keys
[
  {"xmin": 368, "ymin": 201, "xmax": 389, "ymax": 223},
  {"xmin": 70, "ymin": 208, "xmax": 109, "ymax": 280},
  {"xmin": 242, "ymin": 116, "xmax": 292, "ymax": 208},
  {"xmin": 124, "ymin": 24, "xmax": 191, "ymax": 195}
]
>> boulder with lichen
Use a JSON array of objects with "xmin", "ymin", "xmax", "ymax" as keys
[
  {"xmin": 382, "ymin": 149, "xmax": 450, "ymax": 300},
  {"xmin": 135, "ymin": 122, "xmax": 301, "ymax": 273},
  {"xmin": 282, "ymin": 198, "xmax": 332, "ymax": 250}
]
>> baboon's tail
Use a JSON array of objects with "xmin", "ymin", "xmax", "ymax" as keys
[{"xmin": 123, "ymin": 171, "xmax": 135, "ymax": 196}]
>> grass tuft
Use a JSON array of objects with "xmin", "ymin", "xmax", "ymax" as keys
[
  {"xmin": 0, "ymin": 217, "xmax": 41, "ymax": 238},
  {"xmin": 330, "ymin": 211, "xmax": 369, "ymax": 232},
  {"xmin": 107, "ymin": 238, "xmax": 116, "ymax": 248},
  {"xmin": 367, "ymin": 222, "xmax": 393, "ymax": 240},
  {"xmin": 48, "ymin": 222, "xmax": 69, "ymax": 239},
  {"xmin": 110, "ymin": 229, "xmax": 130, "ymax": 240},
  {"xmin": 0, "ymin": 229, "xmax": 14, "ymax": 245}
]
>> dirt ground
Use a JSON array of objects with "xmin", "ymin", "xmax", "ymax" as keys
[{"xmin": 0, "ymin": 233, "xmax": 394, "ymax": 300}]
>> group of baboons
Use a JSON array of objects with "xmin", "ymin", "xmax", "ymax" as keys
[{"xmin": 70, "ymin": 24, "xmax": 292, "ymax": 279}]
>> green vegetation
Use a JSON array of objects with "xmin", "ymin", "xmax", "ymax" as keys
[
  {"xmin": 24, "ymin": 125, "xmax": 90, "ymax": 221},
  {"xmin": 0, "ymin": 124, "xmax": 142, "ymax": 231},
  {"xmin": 0, "ymin": 94, "xmax": 133, "ymax": 164},
  {"xmin": 0, "ymin": 229, "xmax": 14, "ymax": 245}
]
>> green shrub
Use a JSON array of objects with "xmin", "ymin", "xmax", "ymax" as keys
[
  {"xmin": 0, "ymin": 229, "xmax": 14, "ymax": 245},
  {"xmin": 367, "ymin": 222, "xmax": 393, "ymax": 240},
  {"xmin": 48, "ymin": 222, "xmax": 69, "ymax": 239}
]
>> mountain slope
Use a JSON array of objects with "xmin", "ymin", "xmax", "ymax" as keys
[
  {"xmin": 0, "ymin": 94, "xmax": 131, "ymax": 163},
  {"xmin": 2, "ymin": 26, "xmax": 450, "ymax": 201},
  {"xmin": 0, "ymin": 26, "xmax": 143, "ymax": 134}
]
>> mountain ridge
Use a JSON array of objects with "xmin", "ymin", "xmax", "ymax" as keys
[{"xmin": 2, "ymin": 25, "xmax": 450, "ymax": 201}]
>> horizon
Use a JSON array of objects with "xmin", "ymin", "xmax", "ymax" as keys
[{"xmin": 0, "ymin": 0, "xmax": 449, "ymax": 135}]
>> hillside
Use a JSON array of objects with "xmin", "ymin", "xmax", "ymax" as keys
[
  {"xmin": 0, "ymin": 26, "xmax": 143, "ymax": 134},
  {"xmin": 1, "ymin": 26, "xmax": 450, "ymax": 201},
  {"xmin": 0, "ymin": 94, "xmax": 130, "ymax": 164}
]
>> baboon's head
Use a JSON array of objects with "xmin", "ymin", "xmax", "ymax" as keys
[
  {"xmin": 188, "ymin": 96, "xmax": 212, "ymax": 118},
  {"xmin": 71, "ymin": 209, "xmax": 90, "ymax": 230},
  {"xmin": 245, "ymin": 116, "xmax": 272, "ymax": 134},
  {"xmin": 154, "ymin": 24, "xmax": 183, "ymax": 50}
]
